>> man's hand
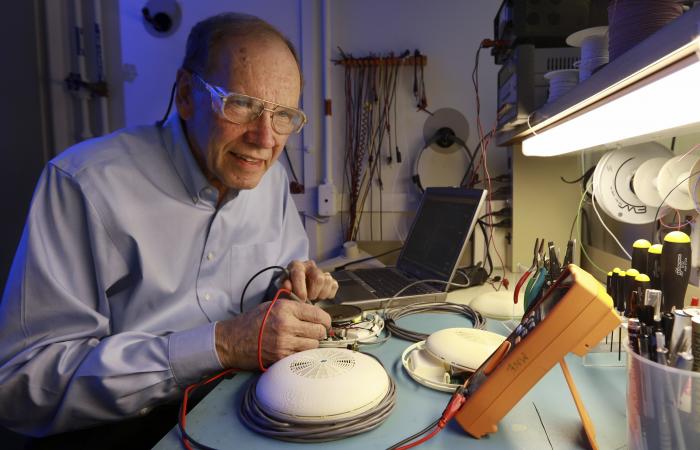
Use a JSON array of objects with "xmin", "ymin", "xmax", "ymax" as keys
[
  {"xmin": 215, "ymin": 299, "xmax": 332, "ymax": 370},
  {"xmin": 282, "ymin": 260, "xmax": 339, "ymax": 301}
]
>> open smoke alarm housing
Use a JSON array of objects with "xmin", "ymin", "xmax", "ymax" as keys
[
  {"xmin": 402, "ymin": 327, "xmax": 506, "ymax": 392},
  {"xmin": 426, "ymin": 328, "xmax": 506, "ymax": 371}
]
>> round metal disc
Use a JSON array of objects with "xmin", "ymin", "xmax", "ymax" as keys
[
  {"xmin": 592, "ymin": 143, "xmax": 672, "ymax": 224},
  {"xmin": 633, "ymin": 157, "xmax": 672, "ymax": 206},
  {"xmin": 658, "ymin": 154, "xmax": 700, "ymax": 210},
  {"xmin": 422, "ymin": 108, "xmax": 469, "ymax": 154},
  {"xmin": 319, "ymin": 304, "xmax": 363, "ymax": 325}
]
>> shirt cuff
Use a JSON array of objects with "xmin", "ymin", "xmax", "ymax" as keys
[{"xmin": 168, "ymin": 322, "xmax": 223, "ymax": 386}]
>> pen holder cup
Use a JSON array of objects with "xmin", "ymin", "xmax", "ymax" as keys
[{"xmin": 627, "ymin": 347, "xmax": 700, "ymax": 450}]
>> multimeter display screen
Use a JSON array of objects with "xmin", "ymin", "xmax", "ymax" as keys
[{"xmin": 466, "ymin": 271, "xmax": 573, "ymax": 396}]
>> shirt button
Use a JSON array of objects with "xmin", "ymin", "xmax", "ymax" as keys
[
  {"xmin": 207, "ymin": 252, "xmax": 215, "ymax": 261},
  {"xmin": 139, "ymin": 407, "xmax": 150, "ymax": 416},
  {"xmin": 192, "ymin": 196, "xmax": 198, "ymax": 203},
  {"xmin": 204, "ymin": 293, "xmax": 211, "ymax": 301}
]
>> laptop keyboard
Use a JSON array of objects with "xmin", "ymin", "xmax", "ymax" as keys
[{"xmin": 354, "ymin": 268, "xmax": 436, "ymax": 298}]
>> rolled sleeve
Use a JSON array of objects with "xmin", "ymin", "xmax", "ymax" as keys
[{"xmin": 168, "ymin": 322, "xmax": 223, "ymax": 386}]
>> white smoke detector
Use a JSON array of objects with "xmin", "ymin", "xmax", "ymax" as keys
[
  {"xmin": 256, "ymin": 348, "xmax": 390, "ymax": 422},
  {"xmin": 425, "ymin": 327, "xmax": 505, "ymax": 371}
]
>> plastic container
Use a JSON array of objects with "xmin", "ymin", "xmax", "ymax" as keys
[{"xmin": 627, "ymin": 346, "xmax": 700, "ymax": 450}]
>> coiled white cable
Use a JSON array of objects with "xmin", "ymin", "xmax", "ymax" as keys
[{"xmin": 608, "ymin": 0, "xmax": 684, "ymax": 61}]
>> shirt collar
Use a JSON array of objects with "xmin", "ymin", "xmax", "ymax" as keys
[{"xmin": 161, "ymin": 114, "xmax": 214, "ymax": 204}]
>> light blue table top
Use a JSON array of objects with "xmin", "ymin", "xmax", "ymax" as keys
[{"xmin": 154, "ymin": 312, "xmax": 628, "ymax": 450}]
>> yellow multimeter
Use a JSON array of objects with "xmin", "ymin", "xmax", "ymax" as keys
[{"xmin": 454, "ymin": 264, "xmax": 621, "ymax": 450}]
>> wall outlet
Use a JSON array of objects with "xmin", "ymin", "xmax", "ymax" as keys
[{"xmin": 318, "ymin": 183, "xmax": 337, "ymax": 216}]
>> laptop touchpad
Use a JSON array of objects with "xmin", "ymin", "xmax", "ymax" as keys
[{"xmin": 334, "ymin": 280, "xmax": 379, "ymax": 301}]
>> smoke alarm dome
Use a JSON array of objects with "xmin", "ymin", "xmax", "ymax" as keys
[
  {"xmin": 426, "ymin": 327, "xmax": 505, "ymax": 371},
  {"xmin": 256, "ymin": 348, "xmax": 390, "ymax": 422}
]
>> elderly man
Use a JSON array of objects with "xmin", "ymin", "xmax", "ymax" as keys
[{"xmin": 0, "ymin": 12, "xmax": 336, "ymax": 447}]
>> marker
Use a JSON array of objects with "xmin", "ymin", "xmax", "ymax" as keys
[
  {"xmin": 629, "ymin": 273, "xmax": 650, "ymax": 319},
  {"xmin": 661, "ymin": 312, "xmax": 674, "ymax": 351},
  {"xmin": 632, "ymin": 238, "xmax": 651, "ymax": 273},
  {"xmin": 660, "ymin": 231, "xmax": 691, "ymax": 313},
  {"xmin": 644, "ymin": 289, "xmax": 662, "ymax": 322},
  {"xmin": 647, "ymin": 244, "xmax": 663, "ymax": 291},
  {"xmin": 692, "ymin": 316, "xmax": 700, "ymax": 372},
  {"xmin": 676, "ymin": 351, "xmax": 694, "ymax": 371},
  {"xmin": 628, "ymin": 318, "xmax": 641, "ymax": 354}
]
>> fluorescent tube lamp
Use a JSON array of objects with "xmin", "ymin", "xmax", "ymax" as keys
[{"xmin": 521, "ymin": 37, "xmax": 700, "ymax": 157}]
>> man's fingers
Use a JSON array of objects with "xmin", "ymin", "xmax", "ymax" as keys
[
  {"xmin": 287, "ymin": 260, "xmax": 309, "ymax": 300},
  {"xmin": 316, "ymin": 272, "xmax": 339, "ymax": 300},
  {"xmin": 291, "ymin": 302, "xmax": 332, "ymax": 330},
  {"xmin": 260, "ymin": 336, "xmax": 321, "ymax": 364},
  {"xmin": 305, "ymin": 264, "xmax": 326, "ymax": 300}
]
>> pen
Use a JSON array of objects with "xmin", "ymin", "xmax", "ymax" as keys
[
  {"xmin": 656, "ymin": 332, "xmax": 668, "ymax": 365},
  {"xmin": 675, "ymin": 351, "xmax": 694, "ymax": 371},
  {"xmin": 639, "ymin": 332, "xmax": 650, "ymax": 360}
]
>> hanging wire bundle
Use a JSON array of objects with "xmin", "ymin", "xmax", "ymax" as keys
[{"xmin": 337, "ymin": 49, "xmax": 427, "ymax": 242}]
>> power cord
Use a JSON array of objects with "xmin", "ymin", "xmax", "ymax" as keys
[
  {"xmin": 334, "ymin": 246, "xmax": 403, "ymax": 271},
  {"xmin": 179, "ymin": 369, "xmax": 238, "ymax": 450},
  {"xmin": 387, "ymin": 386, "xmax": 467, "ymax": 449},
  {"xmin": 180, "ymin": 286, "xmax": 297, "ymax": 448},
  {"xmin": 240, "ymin": 265, "xmax": 288, "ymax": 313}
]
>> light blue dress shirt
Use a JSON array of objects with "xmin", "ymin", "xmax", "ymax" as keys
[{"xmin": 0, "ymin": 115, "xmax": 308, "ymax": 436}]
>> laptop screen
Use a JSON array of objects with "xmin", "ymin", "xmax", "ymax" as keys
[{"xmin": 396, "ymin": 187, "xmax": 485, "ymax": 284}]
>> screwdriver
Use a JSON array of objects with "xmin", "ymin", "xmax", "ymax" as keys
[
  {"xmin": 623, "ymin": 268, "xmax": 639, "ymax": 317},
  {"xmin": 631, "ymin": 238, "xmax": 651, "ymax": 273},
  {"xmin": 660, "ymin": 231, "xmax": 691, "ymax": 312},
  {"xmin": 615, "ymin": 269, "xmax": 626, "ymax": 314},
  {"xmin": 647, "ymin": 244, "xmax": 663, "ymax": 291}
]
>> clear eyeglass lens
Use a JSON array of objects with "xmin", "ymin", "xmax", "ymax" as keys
[{"xmin": 222, "ymin": 94, "xmax": 303, "ymax": 134}]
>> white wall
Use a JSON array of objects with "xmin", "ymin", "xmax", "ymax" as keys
[{"xmin": 116, "ymin": 0, "xmax": 502, "ymax": 262}]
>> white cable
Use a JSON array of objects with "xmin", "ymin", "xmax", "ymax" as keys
[
  {"xmin": 545, "ymin": 70, "xmax": 578, "ymax": 103},
  {"xmin": 71, "ymin": 0, "xmax": 93, "ymax": 141},
  {"xmin": 92, "ymin": 0, "xmax": 110, "ymax": 136},
  {"xmin": 591, "ymin": 187, "xmax": 632, "ymax": 260}
]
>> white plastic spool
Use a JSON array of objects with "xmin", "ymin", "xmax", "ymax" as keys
[
  {"xmin": 544, "ymin": 69, "xmax": 579, "ymax": 103},
  {"xmin": 567, "ymin": 26, "xmax": 609, "ymax": 82},
  {"xmin": 592, "ymin": 143, "xmax": 673, "ymax": 223},
  {"xmin": 657, "ymin": 154, "xmax": 700, "ymax": 210},
  {"xmin": 632, "ymin": 156, "xmax": 672, "ymax": 207}
]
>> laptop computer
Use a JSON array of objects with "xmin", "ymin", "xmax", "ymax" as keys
[{"xmin": 330, "ymin": 187, "xmax": 487, "ymax": 310}]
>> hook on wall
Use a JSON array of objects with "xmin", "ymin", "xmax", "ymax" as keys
[{"xmin": 141, "ymin": 0, "xmax": 181, "ymax": 37}]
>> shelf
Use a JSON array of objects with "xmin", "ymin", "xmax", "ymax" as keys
[{"xmin": 496, "ymin": 6, "xmax": 700, "ymax": 149}]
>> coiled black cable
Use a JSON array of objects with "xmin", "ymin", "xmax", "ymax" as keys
[{"xmin": 384, "ymin": 302, "xmax": 486, "ymax": 342}]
